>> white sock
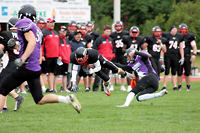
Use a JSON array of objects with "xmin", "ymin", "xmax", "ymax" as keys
[
  {"xmin": 58, "ymin": 95, "xmax": 70, "ymax": 104},
  {"xmin": 124, "ymin": 92, "xmax": 135, "ymax": 106},
  {"xmin": 137, "ymin": 93, "xmax": 161, "ymax": 101},
  {"xmin": 128, "ymin": 85, "xmax": 131, "ymax": 89},
  {"xmin": 42, "ymin": 86, "xmax": 46, "ymax": 89},
  {"xmin": 121, "ymin": 85, "xmax": 125, "ymax": 88}
]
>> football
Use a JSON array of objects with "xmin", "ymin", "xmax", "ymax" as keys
[{"xmin": 87, "ymin": 64, "xmax": 95, "ymax": 69}]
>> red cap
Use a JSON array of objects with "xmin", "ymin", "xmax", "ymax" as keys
[{"xmin": 47, "ymin": 18, "xmax": 55, "ymax": 22}]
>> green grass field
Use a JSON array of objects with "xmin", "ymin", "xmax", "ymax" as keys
[{"xmin": 1, "ymin": 81, "xmax": 200, "ymax": 133}]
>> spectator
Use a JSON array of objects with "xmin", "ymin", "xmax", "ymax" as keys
[
  {"xmin": 177, "ymin": 23, "xmax": 197, "ymax": 91},
  {"xmin": 41, "ymin": 17, "xmax": 59, "ymax": 92},
  {"xmin": 54, "ymin": 26, "xmax": 71, "ymax": 92},
  {"xmin": 0, "ymin": 4, "xmax": 81, "ymax": 114},
  {"xmin": 93, "ymin": 25, "xmax": 116, "ymax": 91}
]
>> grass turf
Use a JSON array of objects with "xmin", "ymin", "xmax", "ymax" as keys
[{"xmin": 1, "ymin": 81, "xmax": 200, "ymax": 133}]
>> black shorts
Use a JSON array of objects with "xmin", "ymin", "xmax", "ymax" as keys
[
  {"xmin": 0, "ymin": 67, "xmax": 43, "ymax": 104},
  {"xmin": 0, "ymin": 61, "xmax": 17, "ymax": 87},
  {"xmin": 130, "ymin": 73, "xmax": 158, "ymax": 98},
  {"xmin": 164, "ymin": 56, "xmax": 178, "ymax": 75},
  {"xmin": 177, "ymin": 56, "xmax": 191, "ymax": 76},
  {"xmin": 78, "ymin": 67, "xmax": 87, "ymax": 77},
  {"xmin": 41, "ymin": 58, "xmax": 57, "ymax": 74},
  {"xmin": 55, "ymin": 63, "xmax": 69, "ymax": 76}
]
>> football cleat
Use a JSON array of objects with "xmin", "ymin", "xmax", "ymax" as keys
[
  {"xmin": 159, "ymin": 89, "xmax": 168, "ymax": 97},
  {"xmin": 120, "ymin": 86, "xmax": 126, "ymax": 91},
  {"xmin": 68, "ymin": 94, "xmax": 82, "ymax": 114},
  {"xmin": 116, "ymin": 105, "xmax": 128, "ymax": 107},
  {"xmin": 14, "ymin": 95, "xmax": 24, "ymax": 111},
  {"xmin": 103, "ymin": 84, "xmax": 111, "ymax": 96}
]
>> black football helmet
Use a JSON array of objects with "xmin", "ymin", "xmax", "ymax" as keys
[
  {"xmin": 8, "ymin": 17, "xmax": 19, "ymax": 30},
  {"xmin": 129, "ymin": 26, "xmax": 140, "ymax": 37},
  {"xmin": 152, "ymin": 26, "xmax": 162, "ymax": 39},
  {"xmin": 86, "ymin": 21, "xmax": 94, "ymax": 32},
  {"xmin": 75, "ymin": 47, "xmax": 88, "ymax": 65},
  {"xmin": 18, "ymin": 4, "xmax": 36, "ymax": 22},
  {"xmin": 114, "ymin": 21, "xmax": 123, "ymax": 31},
  {"xmin": 36, "ymin": 17, "xmax": 46, "ymax": 30},
  {"xmin": 68, "ymin": 20, "xmax": 77, "ymax": 33},
  {"xmin": 179, "ymin": 23, "xmax": 188, "ymax": 36}
]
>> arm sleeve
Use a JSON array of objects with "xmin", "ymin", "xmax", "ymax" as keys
[
  {"xmin": 71, "ymin": 64, "xmax": 79, "ymax": 82},
  {"xmin": 114, "ymin": 62, "xmax": 133, "ymax": 72},
  {"xmin": 135, "ymin": 51, "xmax": 149, "ymax": 60}
]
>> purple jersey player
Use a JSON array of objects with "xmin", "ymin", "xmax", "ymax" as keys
[
  {"xmin": 115, "ymin": 48, "xmax": 168, "ymax": 107},
  {"xmin": 0, "ymin": 4, "xmax": 81, "ymax": 114}
]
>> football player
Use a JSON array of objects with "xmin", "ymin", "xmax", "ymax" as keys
[
  {"xmin": 67, "ymin": 20, "xmax": 77, "ymax": 41},
  {"xmin": 0, "ymin": 17, "xmax": 25, "ymax": 112},
  {"xmin": 110, "ymin": 21, "xmax": 129, "ymax": 91},
  {"xmin": 70, "ymin": 47, "xmax": 134, "ymax": 96},
  {"xmin": 0, "ymin": 4, "xmax": 82, "ymax": 114},
  {"xmin": 116, "ymin": 48, "xmax": 168, "ymax": 107},
  {"xmin": 36, "ymin": 17, "xmax": 46, "ymax": 30},
  {"xmin": 161, "ymin": 25, "xmax": 184, "ymax": 91},
  {"xmin": 177, "ymin": 23, "xmax": 197, "ymax": 91},
  {"xmin": 143, "ymin": 26, "xmax": 167, "ymax": 77}
]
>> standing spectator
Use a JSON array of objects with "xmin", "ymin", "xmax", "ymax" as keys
[
  {"xmin": 177, "ymin": 23, "xmax": 197, "ymax": 91},
  {"xmin": 116, "ymin": 48, "xmax": 168, "ymax": 107},
  {"xmin": 41, "ymin": 17, "xmax": 59, "ymax": 92},
  {"xmin": 85, "ymin": 21, "xmax": 101, "ymax": 92},
  {"xmin": 93, "ymin": 25, "xmax": 116, "ymax": 91},
  {"xmin": 143, "ymin": 26, "xmax": 167, "ymax": 77},
  {"xmin": 53, "ymin": 26, "xmax": 71, "ymax": 92},
  {"xmin": 161, "ymin": 25, "xmax": 184, "ymax": 91},
  {"xmin": 36, "ymin": 17, "xmax": 47, "ymax": 93},
  {"xmin": 122, "ymin": 26, "xmax": 145, "ymax": 92},
  {"xmin": 110, "ymin": 21, "xmax": 129, "ymax": 91},
  {"xmin": 0, "ymin": 4, "xmax": 81, "ymax": 114},
  {"xmin": 0, "ymin": 17, "xmax": 24, "ymax": 112},
  {"xmin": 69, "ymin": 29, "xmax": 85, "ymax": 90}
]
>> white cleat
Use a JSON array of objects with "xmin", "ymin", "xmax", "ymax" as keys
[
  {"xmin": 127, "ymin": 86, "xmax": 132, "ymax": 92},
  {"xmin": 116, "ymin": 105, "xmax": 128, "ymax": 107},
  {"xmin": 160, "ymin": 89, "xmax": 168, "ymax": 97},
  {"xmin": 109, "ymin": 86, "xmax": 114, "ymax": 91},
  {"xmin": 68, "ymin": 94, "xmax": 82, "ymax": 114},
  {"xmin": 120, "ymin": 86, "xmax": 126, "ymax": 91}
]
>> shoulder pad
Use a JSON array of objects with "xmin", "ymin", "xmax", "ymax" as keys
[{"xmin": 15, "ymin": 18, "xmax": 33, "ymax": 32}]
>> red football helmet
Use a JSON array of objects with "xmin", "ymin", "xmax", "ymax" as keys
[
  {"xmin": 68, "ymin": 20, "xmax": 77, "ymax": 33},
  {"xmin": 86, "ymin": 21, "xmax": 94, "ymax": 33},
  {"xmin": 114, "ymin": 21, "xmax": 123, "ymax": 32},
  {"xmin": 36, "ymin": 17, "xmax": 46, "ymax": 30},
  {"xmin": 152, "ymin": 26, "xmax": 162, "ymax": 39},
  {"xmin": 179, "ymin": 23, "xmax": 188, "ymax": 36},
  {"xmin": 75, "ymin": 47, "xmax": 88, "ymax": 65},
  {"xmin": 129, "ymin": 26, "xmax": 140, "ymax": 37}
]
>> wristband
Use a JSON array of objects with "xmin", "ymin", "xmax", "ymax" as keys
[
  {"xmin": 160, "ymin": 43, "xmax": 164, "ymax": 48},
  {"xmin": 193, "ymin": 54, "xmax": 196, "ymax": 56}
]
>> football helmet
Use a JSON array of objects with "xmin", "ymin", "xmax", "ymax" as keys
[
  {"xmin": 36, "ymin": 17, "xmax": 46, "ymax": 30},
  {"xmin": 86, "ymin": 21, "xmax": 94, "ymax": 32},
  {"xmin": 114, "ymin": 21, "xmax": 123, "ymax": 32},
  {"xmin": 179, "ymin": 23, "xmax": 188, "ymax": 36},
  {"xmin": 129, "ymin": 26, "xmax": 140, "ymax": 37},
  {"xmin": 77, "ymin": 24, "xmax": 86, "ymax": 36},
  {"xmin": 152, "ymin": 26, "xmax": 162, "ymax": 39},
  {"xmin": 75, "ymin": 47, "xmax": 88, "ymax": 65},
  {"xmin": 68, "ymin": 20, "xmax": 77, "ymax": 33},
  {"xmin": 18, "ymin": 4, "xmax": 36, "ymax": 22},
  {"xmin": 8, "ymin": 17, "xmax": 19, "ymax": 30}
]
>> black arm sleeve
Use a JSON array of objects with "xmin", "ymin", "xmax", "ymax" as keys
[
  {"xmin": 135, "ymin": 51, "xmax": 148, "ymax": 60},
  {"xmin": 114, "ymin": 63, "xmax": 133, "ymax": 72}
]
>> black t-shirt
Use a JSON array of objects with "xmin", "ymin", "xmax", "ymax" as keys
[
  {"xmin": 122, "ymin": 35, "xmax": 145, "ymax": 51},
  {"xmin": 110, "ymin": 30, "xmax": 129, "ymax": 55},
  {"xmin": 162, "ymin": 32, "xmax": 184, "ymax": 57},
  {"xmin": 0, "ymin": 31, "xmax": 19, "ymax": 62},
  {"xmin": 80, "ymin": 33, "xmax": 92, "ymax": 48},
  {"xmin": 145, "ymin": 35, "xmax": 168, "ymax": 59},
  {"xmin": 70, "ymin": 49, "xmax": 99, "ymax": 65}
]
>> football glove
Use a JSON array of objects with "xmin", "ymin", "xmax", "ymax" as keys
[
  {"xmin": 179, "ymin": 58, "xmax": 185, "ymax": 66},
  {"xmin": 14, "ymin": 58, "xmax": 26, "ymax": 67},
  {"xmin": 7, "ymin": 38, "xmax": 16, "ymax": 47},
  {"xmin": 125, "ymin": 72, "xmax": 135, "ymax": 80},
  {"xmin": 159, "ymin": 57, "xmax": 164, "ymax": 63},
  {"xmin": 71, "ymin": 84, "xmax": 80, "ymax": 92},
  {"xmin": 82, "ymin": 66, "xmax": 90, "ymax": 74}
]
